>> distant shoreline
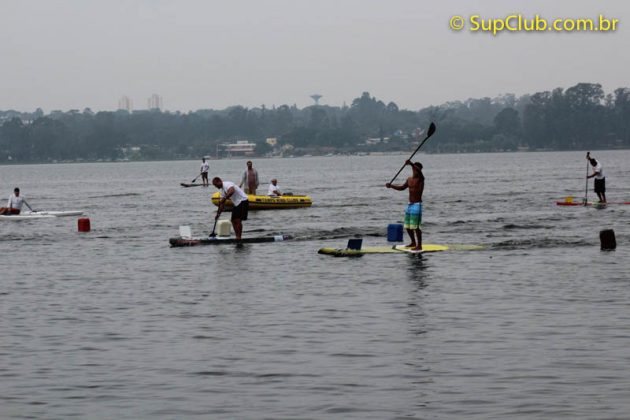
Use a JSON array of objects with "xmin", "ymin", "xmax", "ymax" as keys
[{"xmin": 1, "ymin": 148, "xmax": 628, "ymax": 167}]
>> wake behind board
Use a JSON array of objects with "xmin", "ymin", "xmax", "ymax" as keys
[{"xmin": 318, "ymin": 244, "xmax": 483, "ymax": 257}]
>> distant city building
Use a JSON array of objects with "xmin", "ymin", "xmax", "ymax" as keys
[
  {"xmin": 218, "ymin": 140, "xmax": 256, "ymax": 157},
  {"xmin": 147, "ymin": 94, "xmax": 163, "ymax": 111},
  {"xmin": 118, "ymin": 95, "xmax": 133, "ymax": 112},
  {"xmin": 266, "ymin": 137, "xmax": 278, "ymax": 146}
]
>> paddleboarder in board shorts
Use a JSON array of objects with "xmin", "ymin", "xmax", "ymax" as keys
[
  {"xmin": 0, "ymin": 187, "xmax": 30, "ymax": 215},
  {"xmin": 200, "ymin": 158, "xmax": 210, "ymax": 186},
  {"xmin": 239, "ymin": 160, "xmax": 259, "ymax": 195},
  {"xmin": 386, "ymin": 160, "xmax": 424, "ymax": 251},
  {"xmin": 213, "ymin": 177, "xmax": 249, "ymax": 240},
  {"xmin": 586, "ymin": 152, "xmax": 606, "ymax": 203}
]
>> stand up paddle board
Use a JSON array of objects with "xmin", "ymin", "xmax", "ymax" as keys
[
  {"xmin": 169, "ymin": 225, "xmax": 291, "ymax": 247},
  {"xmin": 170, "ymin": 235, "xmax": 292, "ymax": 247},
  {"xmin": 556, "ymin": 198, "xmax": 630, "ymax": 206},
  {"xmin": 0, "ymin": 210, "xmax": 84, "ymax": 221},
  {"xmin": 318, "ymin": 243, "xmax": 483, "ymax": 257},
  {"xmin": 180, "ymin": 183, "xmax": 205, "ymax": 188}
]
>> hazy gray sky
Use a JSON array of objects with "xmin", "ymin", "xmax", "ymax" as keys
[{"xmin": 1, "ymin": 0, "xmax": 628, "ymax": 112}]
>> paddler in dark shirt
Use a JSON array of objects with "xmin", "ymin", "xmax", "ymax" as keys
[{"xmin": 385, "ymin": 160, "xmax": 425, "ymax": 251}]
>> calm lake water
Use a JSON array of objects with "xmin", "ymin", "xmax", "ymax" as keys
[{"xmin": 1, "ymin": 151, "xmax": 630, "ymax": 419}]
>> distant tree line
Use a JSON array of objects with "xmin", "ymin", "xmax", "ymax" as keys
[{"xmin": 1, "ymin": 82, "xmax": 629, "ymax": 163}]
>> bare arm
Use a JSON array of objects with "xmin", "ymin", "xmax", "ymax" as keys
[
  {"xmin": 216, "ymin": 187, "xmax": 235, "ymax": 217},
  {"xmin": 220, "ymin": 186, "xmax": 235, "ymax": 203},
  {"xmin": 385, "ymin": 180, "xmax": 409, "ymax": 191}
]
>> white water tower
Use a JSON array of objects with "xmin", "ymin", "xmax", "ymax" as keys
[{"xmin": 310, "ymin": 94, "xmax": 322, "ymax": 105}]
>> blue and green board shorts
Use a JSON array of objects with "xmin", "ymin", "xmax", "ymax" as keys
[{"xmin": 404, "ymin": 202, "xmax": 422, "ymax": 230}]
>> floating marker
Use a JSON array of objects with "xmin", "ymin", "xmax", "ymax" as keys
[
  {"xmin": 600, "ymin": 229, "xmax": 616, "ymax": 250},
  {"xmin": 78, "ymin": 217, "xmax": 91, "ymax": 232}
]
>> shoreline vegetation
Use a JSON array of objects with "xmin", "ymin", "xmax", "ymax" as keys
[{"xmin": 2, "ymin": 83, "xmax": 629, "ymax": 164}]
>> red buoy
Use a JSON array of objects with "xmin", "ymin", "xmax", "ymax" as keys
[{"xmin": 78, "ymin": 217, "xmax": 91, "ymax": 232}]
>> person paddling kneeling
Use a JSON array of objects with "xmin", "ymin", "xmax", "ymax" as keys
[{"xmin": 0, "ymin": 187, "xmax": 32, "ymax": 215}]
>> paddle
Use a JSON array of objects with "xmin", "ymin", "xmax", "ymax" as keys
[
  {"xmin": 210, "ymin": 212, "xmax": 220, "ymax": 237},
  {"xmin": 583, "ymin": 152, "xmax": 590, "ymax": 205},
  {"xmin": 389, "ymin": 122, "xmax": 436, "ymax": 184},
  {"xmin": 191, "ymin": 173, "xmax": 202, "ymax": 183},
  {"xmin": 23, "ymin": 200, "xmax": 35, "ymax": 212}
]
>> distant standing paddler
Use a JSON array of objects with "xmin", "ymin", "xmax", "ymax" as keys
[
  {"xmin": 586, "ymin": 152, "xmax": 606, "ymax": 203},
  {"xmin": 0, "ymin": 187, "xmax": 32, "ymax": 215},
  {"xmin": 385, "ymin": 160, "xmax": 425, "ymax": 251},
  {"xmin": 239, "ymin": 160, "xmax": 259, "ymax": 195},
  {"xmin": 200, "ymin": 158, "xmax": 210, "ymax": 186},
  {"xmin": 213, "ymin": 177, "xmax": 249, "ymax": 240}
]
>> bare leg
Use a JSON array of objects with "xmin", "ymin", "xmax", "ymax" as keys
[
  {"xmin": 233, "ymin": 219, "xmax": 243, "ymax": 240},
  {"xmin": 413, "ymin": 229, "xmax": 422, "ymax": 251},
  {"xmin": 405, "ymin": 229, "xmax": 416, "ymax": 248}
]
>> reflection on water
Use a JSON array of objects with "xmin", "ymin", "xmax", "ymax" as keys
[{"xmin": 406, "ymin": 254, "xmax": 429, "ymax": 289}]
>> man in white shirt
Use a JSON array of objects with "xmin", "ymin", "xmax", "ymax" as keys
[
  {"xmin": 213, "ymin": 177, "xmax": 249, "ymax": 240},
  {"xmin": 0, "ymin": 187, "xmax": 30, "ymax": 215},
  {"xmin": 267, "ymin": 179, "xmax": 282, "ymax": 197},
  {"xmin": 200, "ymin": 158, "xmax": 210, "ymax": 186},
  {"xmin": 587, "ymin": 152, "xmax": 606, "ymax": 203}
]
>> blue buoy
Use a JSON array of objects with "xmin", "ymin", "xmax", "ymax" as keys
[{"xmin": 387, "ymin": 223, "xmax": 404, "ymax": 242}]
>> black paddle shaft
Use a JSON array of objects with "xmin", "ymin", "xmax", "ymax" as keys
[
  {"xmin": 209, "ymin": 215, "xmax": 219, "ymax": 237},
  {"xmin": 584, "ymin": 152, "xmax": 590, "ymax": 205},
  {"xmin": 389, "ymin": 122, "xmax": 436, "ymax": 185}
]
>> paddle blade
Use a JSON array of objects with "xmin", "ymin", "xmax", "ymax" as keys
[{"xmin": 426, "ymin": 122, "xmax": 436, "ymax": 138}]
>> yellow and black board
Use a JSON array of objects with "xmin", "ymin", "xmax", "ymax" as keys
[{"xmin": 318, "ymin": 244, "xmax": 483, "ymax": 257}]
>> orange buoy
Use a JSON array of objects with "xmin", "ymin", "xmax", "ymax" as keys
[{"xmin": 78, "ymin": 217, "xmax": 91, "ymax": 232}]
